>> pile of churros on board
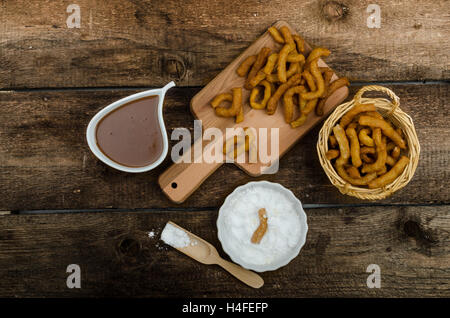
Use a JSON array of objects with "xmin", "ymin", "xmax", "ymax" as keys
[{"xmin": 210, "ymin": 25, "xmax": 350, "ymax": 128}]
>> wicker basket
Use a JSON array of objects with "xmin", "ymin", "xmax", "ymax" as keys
[{"xmin": 317, "ymin": 85, "xmax": 420, "ymax": 200}]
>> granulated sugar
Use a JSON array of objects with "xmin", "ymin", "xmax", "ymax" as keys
[
  {"xmin": 220, "ymin": 185, "xmax": 302, "ymax": 266},
  {"xmin": 161, "ymin": 222, "xmax": 191, "ymax": 248}
]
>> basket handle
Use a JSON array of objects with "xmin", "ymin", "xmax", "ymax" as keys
[{"xmin": 354, "ymin": 85, "xmax": 400, "ymax": 115}]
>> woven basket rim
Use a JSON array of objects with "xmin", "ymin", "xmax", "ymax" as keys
[{"xmin": 316, "ymin": 85, "xmax": 420, "ymax": 200}]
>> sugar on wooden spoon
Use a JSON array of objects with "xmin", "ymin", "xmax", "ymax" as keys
[{"xmin": 160, "ymin": 221, "xmax": 264, "ymax": 289}]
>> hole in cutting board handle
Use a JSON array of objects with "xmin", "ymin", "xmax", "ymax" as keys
[{"xmin": 171, "ymin": 182, "xmax": 178, "ymax": 189}]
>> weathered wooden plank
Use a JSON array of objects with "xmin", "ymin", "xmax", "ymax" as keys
[
  {"xmin": 0, "ymin": 84, "xmax": 448, "ymax": 210},
  {"xmin": 0, "ymin": 0, "xmax": 449, "ymax": 89},
  {"xmin": 0, "ymin": 205, "xmax": 448, "ymax": 297}
]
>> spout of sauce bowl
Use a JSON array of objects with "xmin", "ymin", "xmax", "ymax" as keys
[{"xmin": 86, "ymin": 81, "xmax": 176, "ymax": 173}]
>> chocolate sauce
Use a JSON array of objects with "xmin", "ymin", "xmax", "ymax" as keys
[{"xmin": 96, "ymin": 96, "xmax": 163, "ymax": 167}]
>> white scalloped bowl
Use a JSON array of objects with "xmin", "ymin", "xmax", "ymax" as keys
[{"xmin": 217, "ymin": 181, "xmax": 308, "ymax": 272}]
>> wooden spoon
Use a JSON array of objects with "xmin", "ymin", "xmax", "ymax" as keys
[{"xmin": 165, "ymin": 221, "xmax": 264, "ymax": 289}]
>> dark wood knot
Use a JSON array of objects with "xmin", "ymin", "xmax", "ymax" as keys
[
  {"xmin": 164, "ymin": 55, "xmax": 186, "ymax": 81},
  {"xmin": 118, "ymin": 237, "xmax": 141, "ymax": 257},
  {"xmin": 322, "ymin": 1, "xmax": 349, "ymax": 21},
  {"xmin": 403, "ymin": 220, "xmax": 421, "ymax": 238},
  {"xmin": 403, "ymin": 220, "xmax": 437, "ymax": 244}
]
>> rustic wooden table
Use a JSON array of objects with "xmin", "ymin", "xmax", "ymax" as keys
[{"xmin": 0, "ymin": 0, "xmax": 449, "ymax": 298}]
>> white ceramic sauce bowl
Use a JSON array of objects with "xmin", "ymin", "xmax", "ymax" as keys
[
  {"xmin": 86, "ymin": 81, "xmax": 176, "ymax": 173},
  {"xmin": 217, "ymin": 181, "xmax": 308, "ymax": 272}
]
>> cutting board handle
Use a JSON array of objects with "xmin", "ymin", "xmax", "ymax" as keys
[{"xmin": 159, "ymin": 138, "xmax": 223, "ymax": 203}]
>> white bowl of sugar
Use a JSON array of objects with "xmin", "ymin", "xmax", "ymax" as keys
[{"xmin": 217, "ymin": 181, "xmax": 308, "ymax": 272}]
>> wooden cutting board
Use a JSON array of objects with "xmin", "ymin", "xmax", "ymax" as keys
[{"xmin": 159, "ymin": 20, "xmax": 349, "ymax": 203}]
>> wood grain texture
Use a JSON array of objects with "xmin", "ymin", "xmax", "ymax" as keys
[
  {"xmin": 0, "ymin": 0, "xmax": 449, "ymax": 89},
  {"xmin": 0, "ymin": 84, "xmax": 448, "ymax": 210},
  {"xmin": 0, "ymin": 205, "xmax": 448, "ymax": 297}
]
